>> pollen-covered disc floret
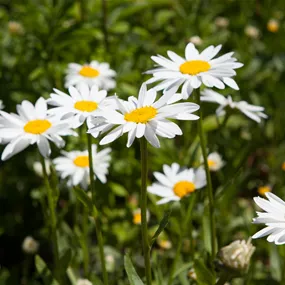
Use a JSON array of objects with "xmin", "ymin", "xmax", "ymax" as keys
[
  {"xmin": 47, "ymin": 83, "xmax": 115, "ymax": 128},
  {"xmin": 147, "ymin": 163, "xmax": 206, "ymax": 204},
  {"xmin": 145, "ymin": 43, "xmax": 243, "ymax": 99},
  {"xmin": 0, "ymin": 97, "xmax": 75, "ymax": 160},
  {"xmin": 65, "ymin": 61, "xmax": 116, "ymax": 90},
  {"xmin": 201, "ymin": 89, "xmax": 267, "ymax": 123},
  {"xmin": 53, "ymin": 144, "xmax": 111, "ymax": 189},
  {"xmin": 252, "ymin": 192, "xmax": 285, "ymax": 245},
  {"xmin": 87, "ymin": 83, "xmax": 200, "ymax": 148}
]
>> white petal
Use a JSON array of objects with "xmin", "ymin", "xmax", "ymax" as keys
[
  {"xmin": 223, "ymin": 77, "xmax": 239, "ymax": 90},
  {"xmin": 37, "ymin": 136, "xmax": 51, "ymax": 158}
]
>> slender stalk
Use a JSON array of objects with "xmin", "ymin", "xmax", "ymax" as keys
[
  {"xmin": 82, "ymin": 206, "xmax": 90, "ymax": 277},
  {"xmin": 168, "ymin": 194, "xmax": 196, "ymax": 285},
  {"xmin": 196, "ymin": 88, "xmax": 217, "ymax": 261},
  {"xmin": 40, "ymin": 156, "xmax": 60, "ymax": 282},
  {"xmin": 101, "ymin": 0, "xmax": 109, "ymax": 53},
  {"xmin": 139, "ymin": 138, "xmax": 152, "ymax": 285},
  {"xmin": 86, "ymin": 133, "xmax": 109, "ymax": 285}
]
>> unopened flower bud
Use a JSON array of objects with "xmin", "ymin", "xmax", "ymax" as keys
[
  {"xmin": 22, "ymin": 236, "xmax": 39, "ymax": 254},
  {"xmin": 219, "ymin": 239, "xmax": 255, "ymax": 272},
  {"xmin": 245, "ymin": 25, "xmax": 260, "ymax": 39},
  {"xmin": 215, "ymin": 17, "xmax": 229, "ymax": 28}
]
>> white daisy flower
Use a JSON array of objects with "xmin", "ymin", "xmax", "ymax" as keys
[
  {"xmin": 47, "ymin": 83, "xmax": 115, "ymax": 128},
  {"xmin": 0, "ymin": 97, "xmax": 75, "ymax": 161},
  {"xmin": 65, "ymin": 61, "xmax": 116, "ymax": 90},
  {"xmin": 132, "ymin": 208, "xmax": 150, "ymax": 225},
  {"xmin": 252, "ymin": 192, "xmax": 285, "ymax": 245},
  {"xmin": 147, "ymin": 163, "xmax": 206, "ymax": 204},
  {"xmin": 87, "ymin": 84, "xmax": 200, "ymax": 148},
  {"xmin": 145, "ymin": 43, "xmax": 243, "ymax": 99},
  {"xmin": 201, "ymin": 89, "xmax": 267, "ymax": 123},
  {"xmin": 203, "ymin": 152, "xmax": 225, "ymax": 171},
  {"xmin": 53, "ymin": 145, "xmax": 111, "ymax": 189}
]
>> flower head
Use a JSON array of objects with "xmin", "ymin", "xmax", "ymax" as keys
[
  {"xmin": 0, "ymin": 98, "xmax": 75, "ymax": 160},
  {"xmin": 201, "ymin": 89, "xmax": 267, "ymax": 123},
  {"xmin": 267, "ymin": 19, "xmax": 279, "ymax": 33},
  {"xmin": 204, "ymin": 152, "xmax": 225, "ymax": 171},
  {"xmin": 244, "ymin": 25, "xmax": 260, "ymax": 39},
  {"xmin": 53, "ymin": 145, "xmax": 111, "ymax": 189},
  {"xmin": 132, "ymin": 208, "xmax": 150, "ymax": 225},
  {"xmin": 148, "ymin": 163, "xmax": 206, "ymax": 204},
  {"xmin": 65, "ymin": 61, "xmax": 116, "ymax": 90},
  {"xmin": 22, "ymin": 236, "xmax": 39, "ymax": 254},
  {"xmin": 146, "ymin": 43, "xmax": 243, "ymax": 99},
  {"xmin": 88, "ymin": 84, "xmax": 199, "ymax": 148},
  {"xmin": 219, "ymin": 239, "xmax": 255, "ymax": 272},
  {"xmin": 257, "ymin": 185, "xmax": 271, "ymax": 196},
  {"xmin": 48, "ymin": 83, "xmax": 115, "ymax": 128},
  {"xmin": 252, "ymin": 192, "xmax": 285, "ymax": 245}
]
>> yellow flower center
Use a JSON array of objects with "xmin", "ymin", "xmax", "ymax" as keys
[
  {"xmin": 267, "ymin": 20, "xmax": 279, "ymax": 33},
  {"xmin": 79, "ymin": 66, "xmax": 100, "ymax": 78},
  {"xmin": 179, "ymin": 60, "xmax": 211, "ymax": 75},
  {"xmin": 282, "ymin": 162, "xmax": 285, "ymax": 171},
  {"xmin": 73, "ymin": 155, "xmax": 89, "ymax": 167},
  {"xmin": 124, "ymin": 106, "xmax": 157, "ymax": 124},
  {"xmin": 74, "ymin": 101, "xmax": 98, "ymax": 112},
  {"xmin": 173, "ymin": 181, "xmax": 196, "ymax": 198},
  {"xmin": 133, "ymin": 213, "xmax": 142, "ymax": 225},
  {"xmin": 24, "ymin": 119, "xmax": 51, "ymax": 134},
  {"xmin": 258, "ymin": 186, "xmax": 271, "ymax": 196},
  {"xmin": 208, "ymin": 159, "xmax": 216, "ymax": 167}
]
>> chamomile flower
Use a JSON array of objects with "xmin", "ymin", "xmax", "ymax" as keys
[
  {"xmin": 204, "ymin": 152, "xmax": 225, "ymax": 171},
  {"xmin": 88, "ymin": 84, "xmax": 200, "ymax": 148},
  {"xmin": 47, "ymin": 83, "xmax": 115, "ymax": 128},
  {"xmin": 132, "ymin": 208, "xmax": 150, "ymax": 225},
  {"xmin": 53, "ymin": 145, "xmax": 111, "ymax": 189},
  {"xmin": 145, "ymin": 43, "xmax": 243, "ymax": 99},
  {"xmin": 0, "ymin": 98, "xmax": 75, "ymax": 161},
  {"xmin": 201, "ymin": 89, "xmax": 267, "ymax": 123},
  {"xmin": 147, "ymin": 163, "xmax": 206, "ymax": 204},
  {"xmin": 252, "ymin": 192, "xmax": 285, "ymax": 245},
  {"xmin": 65, "ymin": 61, "xmax": 116, "ymax": 90}
]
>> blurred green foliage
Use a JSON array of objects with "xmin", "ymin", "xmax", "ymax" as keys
[{"xmin": 1, "ymin": 0, "xmax": 285, "ymax": 284}]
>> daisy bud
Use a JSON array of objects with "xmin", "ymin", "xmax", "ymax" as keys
[
  {"xmin": 189, "ymin": 36, "xmax": 203, "ymax": 46},
  {"xmin": 8, "ymin": 21, "xmax": 24, "ymax": 35},
  {"xmin": 214, "ymin": 17, "xmax": 229, "ymax": 28},
  {"xmin": 77, "ymin": 279, "xmax": 92, "ymax": 285},
  {"xmin": 267, "ymin": 19, "xmax": 279, "ymax": 33},
  {"xmin": 244, "ymin": 25, "xmax": 260, "ymax": 39},
  {"xmin": 187, "ymin": 268, "xmax": 197, "ymax": 280},
  {"xmin": 219, "ymin": 239, "xmax": 255, "ymax": 273},
  {"xmin": 22, "ymin": 236, "xmax": 39, "ymax": 254}
]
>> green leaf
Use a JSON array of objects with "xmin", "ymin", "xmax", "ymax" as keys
[
  {"xmin": 58, "ymin": 249, "xmax": 72, "ymax": 275},
  {"xmin": 150, "ymin": 208, "xmax": 172, "ymax": 247},
  {"xmin": 194, "ymin": 259, "xmax": 215, "ymax": 285},
  {"xmin": 110, "ymin": 182, "xmax": 128, "ymax": 197},
  {"xmin": 73, "ymin": 187, "xmax": 93, "ymax": 211},
  {"xmin": 124, "ymin": 254, "xmax": 144, "ymax": 285},
  {"xmin": 35, "ymin": 255, "xmax": 59, "ymax": 285}
]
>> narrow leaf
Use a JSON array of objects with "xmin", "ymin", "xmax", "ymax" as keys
[
  {"xmin": 59, "ymin": 249, "xmax": 72, "ymax": 274},
  {"xmin": 150, "ymin": 208, "xmax": 172, "ymax": 247},
  {"xmin": 73, "ymin": 187, "xmax": 93, "ymax": 211},
  {"xmin": 124, "ymin": 254, "xmax": 144, "ymax": 285}
]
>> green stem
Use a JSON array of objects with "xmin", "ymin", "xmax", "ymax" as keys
[
  {"xmin": 139, "ymin": 138, "xmax": 152, "ymax": 285},
  {"xmin": 40, "ymin": 156, "xmax": 60, "ymax": 282},
  {"xmin": 101, "ymin": 0, "xmax": 109, "ymax": 53},
  {"xmin": 87, "ymin": 133, "xmax": 109, "ymax": 285},
  {"xmin": 168, "ymin": 194, "xmax": 196, "ymax": 285},
  {"xmin": 82, "ymin": 206, "xmax": 90, "ymax": 277},
  {"xmin": 196, "ymin": 88, "xmax": 217, "ymax": 261}
]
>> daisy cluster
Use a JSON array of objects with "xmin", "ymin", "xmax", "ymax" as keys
[{"xmin": 0, "ymin": 42, "xmax": 274, "ymax": 246}]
